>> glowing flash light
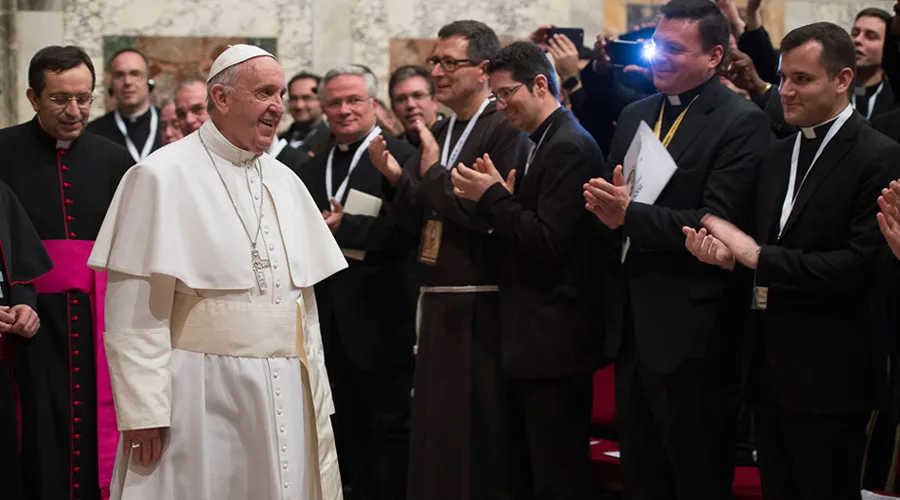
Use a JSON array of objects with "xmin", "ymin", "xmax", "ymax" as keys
[{"xmin": 641, "ymin": 41, "xmax": 657, "ymax": 62}]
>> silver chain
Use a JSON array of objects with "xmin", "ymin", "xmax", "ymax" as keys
[{"xmin": 198, "ymin": 133, "xmax": 265, "ymax": 250}]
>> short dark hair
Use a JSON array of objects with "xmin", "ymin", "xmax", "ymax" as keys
[
  {"xmin": 855, "ymin": 8, "xmax": 892, "ymax": 30},
  {"xmin": 781, "ymin": 21, "xmax": 856, "ymax": 79},
  {"xmin": 438, "ymin": 20, "xmax": 501, "ymax": 62},
  {"xmin": 287, "ymin": 71, "xmax": 321, "ymax": 93},
  {"xmin": 660, "ymin": 0, "xmax": 730, "ymax": 62},
  {"xmin": 487, "ymin": 41, "xmax": 559, "ymax": 98},
  {"xmin": 388, "ymin": 65, "xmax": 435, "ymax": 102},
  {"xmin": 108, "ymin": 48, "xmax": 150, "ymax": 70},
  {"xmin": 28, "ymin": 45, "xmax": 96, "ymax": 96}
]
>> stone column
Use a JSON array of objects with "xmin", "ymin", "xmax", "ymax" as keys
[{"xmin": 0, "ymin": 0, "xmax": 16, "ymax": 128}]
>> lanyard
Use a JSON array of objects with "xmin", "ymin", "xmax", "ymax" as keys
[
  {"xmin": 778, "ymin": 104, "xmax": 853, "ymax": 238},
  {"xmin": 524, "ymin": 122, "xmax": 553, "ymax": 177},
  {"xmin": 851, "ymin": 81, "xmax": 884, "ymax": 121},
  {"xmin": 325, "ymin": 126, "xmax": 382, "ymax": 202},
  {"xmin": 114, "ymin": 107, "xmax": 158, "ymax": 162},
  {"xmin": 653, "ymin": 95, "xmax": 699, "ymax": 148},
  {"xmin": 441, "ymin": 98, "xmax": 491, "ymax": 169}
]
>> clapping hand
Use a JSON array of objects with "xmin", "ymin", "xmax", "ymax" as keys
[
  {"xmin": 451, "ymin": 154, "xmax": 516, "ymax": 202},
  {"xmin": 584, "ymin": 165, "xmax": 630, "ymax": 229},
  {"xmin": 368, "ymin": 135, "xmax": 403, "ymax": 186},
  {"xmin": 682, "ymin": 227, "xmax": 736, "ymax": 270},
  {"xmin": 877, "ymin": 180, "xmax": 900, "ymax": 260}
]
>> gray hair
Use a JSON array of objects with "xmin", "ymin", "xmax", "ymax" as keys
[
  {"xmin": 206, "ymin": 63, "xmax": 243, "ymax": 113},
  {"xmin": 322, "ymin": 65, "xmax": 378, "ymax": 99}
]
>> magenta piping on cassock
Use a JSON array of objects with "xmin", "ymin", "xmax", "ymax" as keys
[{"xmin": 33, "ymin": 239, "xmax": 115, "ymax": 500}]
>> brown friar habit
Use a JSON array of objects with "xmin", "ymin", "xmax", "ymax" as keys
[{"xmin": 388, "ymin": 100, "xmax": 529, "ymax": 500}]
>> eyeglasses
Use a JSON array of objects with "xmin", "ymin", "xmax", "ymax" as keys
[
  {"xmin": 425, "ymin": 56, "xmax": 477, "ymax": 73},
  {"xmin": 490, "ymin": 84, "xmax": 524, "ymax": 104},
  {"xmin": 47, "ymin": 93, "xmax": 94, "ymax": 107}
]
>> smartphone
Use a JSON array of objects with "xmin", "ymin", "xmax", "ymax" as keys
[
  {"xmin": 619, "ymin": 26, "xmax": 656, "ymax": 42},
  {"xmin": 607, "ymin": 40, "xmax": 652, "ymax": 67},
  {"xmin": 547, "ymin": 27, "xmax": 585, "ymax": 49}
]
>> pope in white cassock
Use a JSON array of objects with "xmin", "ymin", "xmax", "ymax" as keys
[{"xmin": 87, "ymin": 45, "xmax": 348, "ymax": 499}]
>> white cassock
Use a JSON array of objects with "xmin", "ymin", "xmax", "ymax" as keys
[{"xmin": 88, "ymin": 120, "xmax": 348, "ymax": 500}]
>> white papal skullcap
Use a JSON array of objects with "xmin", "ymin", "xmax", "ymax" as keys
[{"xmin": 207, "ymin": 44, "xmax": 276, "ymax": 83}]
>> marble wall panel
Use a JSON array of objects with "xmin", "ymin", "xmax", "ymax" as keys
[
  {"xmin": 16, "ymin": 10, "xmax": 63, "ymax": 121},
  {"xmin": 0, "ymin": 5, "xmax": 15, "ymax": 128},
  {"xmin": 61, "ymin": 0, "xmax": 312, "ymax": 122}
]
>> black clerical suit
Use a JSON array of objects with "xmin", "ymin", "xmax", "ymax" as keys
[
  {"xmin": 475, "ymin": 108, "xmax": 605, "ymax": 500},
  {"xmin": 0, "ymin": 118, "xmax": 133, "ymax": 500},
  {"xmin": 280, "ymin": 120, "xmax": 330, "ymax": 159},
  {"xmin": 299, "ymin": 131, "xmax": 418, "ymax": 500},
  {"xmin": 602, "ymin": 78, "xmax": 772, "ymax": 500},
  {"xmin": 851, "ymin": 78, "xmax": 896, "ymax": 121},
  {"xmin": 746, "ymin": 110, "xmax": 900, "ymax": 500},
  {"xmin": 86, "ymin": 106, "xmax": 163, "ymax": 162},
  {"xmin": 0, "ymin": 180, "xmax": 53, "ymax": 500}
]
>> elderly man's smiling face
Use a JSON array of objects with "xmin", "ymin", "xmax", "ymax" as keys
[{"xmin": 216, "ymin": 57, "xmax": 286, "ymax": 153}]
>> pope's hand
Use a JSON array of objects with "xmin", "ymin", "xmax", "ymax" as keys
[{"xmin": 124, "ymin": 427, "xmax": 165, "ymax": 467}]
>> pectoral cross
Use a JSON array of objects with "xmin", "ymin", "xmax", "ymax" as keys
[{"xmin": 251, "ymin": 248, "xmax": 271, "ymax": 291}]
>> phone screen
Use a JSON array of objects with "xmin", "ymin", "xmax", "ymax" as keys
[{"xmin": 607, "ymin": 40, "xmax": 653, "ymax": 67}]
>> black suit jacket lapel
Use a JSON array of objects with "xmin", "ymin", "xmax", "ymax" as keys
[
  {"xmin": 665, "ymin": 79, "xmax": 724, "ymax": 163},
  {"xmin": 779, "ymin": 113, "xmax": 862, "ymax": 239}
]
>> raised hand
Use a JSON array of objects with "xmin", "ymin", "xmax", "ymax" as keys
[
  {"xmin": 415, "ymin": 121, "xmax": 440, "ymax": 178},
  {"xmin": 368, "ymin": 135, "xmax": 403, "ymax": 186}
]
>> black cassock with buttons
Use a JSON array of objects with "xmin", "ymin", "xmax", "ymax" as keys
[{"xmin": 0, "ymin": 118, "xmax": 132, "ymax": 500}]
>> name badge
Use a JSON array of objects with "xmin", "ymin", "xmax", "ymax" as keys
[
  {"xmin": 418, "ymin": 218, "xmax": 443, "ymax": 265},
  {"xmin": 751, "ymin": 286, "xmax": 768, "ymax": 311}
]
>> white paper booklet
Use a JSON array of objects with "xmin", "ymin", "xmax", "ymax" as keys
[{"xmin": 341, "ymin": 188, "xmax": 383, "ymax": 261}]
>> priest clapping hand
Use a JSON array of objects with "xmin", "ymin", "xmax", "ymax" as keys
[
  {"xmin": 451, "ymin": 153, "xmax": 516, "ymax": 202},
  {"xmin": 877, "ymin": 180, "xmax": 900, "ymax": 260},
  {"xmin": 416, "ymin": 120, "xmax": 441, "ymax": 178},
  {"xmin": 583, "ymin": 164, "xmax": 629, "ymax": 229},
  {"xmin": 682, "ymin": 226, "xmax": 735, "ymax": 270},
  {"xmin": 323, "ymin": 198, "xmax": 344, "ymax": 234},
  {"xmin": 701, "ymin": 214, "xmax": 761, "ymax": 269},
  {"xmin": 368, "ymin": 135, "xmax": 403, "ymax": 185}
]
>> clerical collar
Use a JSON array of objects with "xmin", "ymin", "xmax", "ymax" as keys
[
  {"xmin": 530, "ymin": 106, "xmax": 563, "ymax": 143},
  {"xmin": 335, "ymin": 126, "xmax": 375, "ymax": 153},
  {"xmin": 665, "ymin": 78, "xmax": 711, "ymax": 107},
  {"xmin": 799, "ymin": 112, "xmax": 842, "ymax": 140},
  {"xmin": 199, "ymin": 120, "xmax": 262, "ymax": 166},
  {"xmin": 855, "ymin": 78, "xmax": 885, "ymax": 98},
  {"xmin": 30, "ymin": 115, "xmax": 80, "ymax": 151},
  {"xmin": 120, "ymin": 105, "xmax": 151, "ymax": 123}
]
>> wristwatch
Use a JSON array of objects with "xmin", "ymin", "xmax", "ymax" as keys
[{"xmin": 562, "ymin": 76, "xmax": 580, "ymax": 91}]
